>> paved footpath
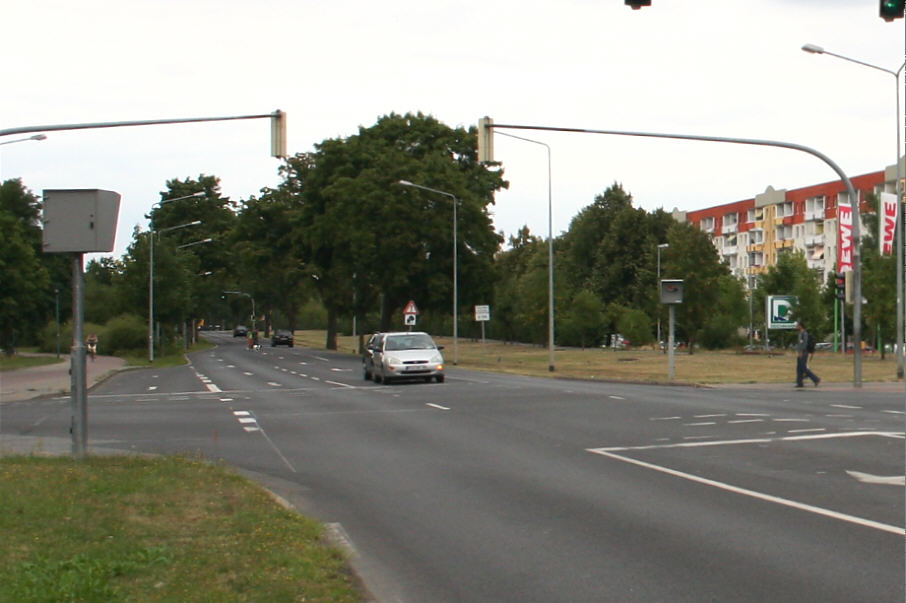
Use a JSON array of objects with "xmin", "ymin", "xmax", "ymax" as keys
[{"xmin": 0, "ymin": 354, "xmax": 128, "ymax": 403}]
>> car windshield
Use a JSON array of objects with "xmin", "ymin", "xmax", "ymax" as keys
[{"xmin": 385, "ymin": 334, "xmax": 435, "ymax": 351}]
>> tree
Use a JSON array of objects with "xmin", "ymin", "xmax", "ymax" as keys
[
  {"xmin": 0, "ymin": 212, "xmax": 49, "ymax": 352},
  {"xmin": 661, "ymin": 221, "xmax": 742, "ymax": 353},
  {"xmin": 279, "ymin": 112, "xmax": 507, "ymax": 349},
  {"xmin": 754, "ymin": 249, "xmax": 824, "ymax": 348},
  {"xmin": 0, "ymin": 179, "xmax": 57, "ymax": 352}
]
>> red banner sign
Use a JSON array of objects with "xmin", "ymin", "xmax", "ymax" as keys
[
  {"xmin": 837, "ymin": 202, "xmax": 853, "ymax": 273},
  {"xmin": 880, "ymin": 192, "xmax": 898, "ymax": 256}
]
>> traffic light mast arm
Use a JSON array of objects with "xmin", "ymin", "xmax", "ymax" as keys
[{"xmin": 481, "ymin": 119, "xmax": 865, "ymax": 387}]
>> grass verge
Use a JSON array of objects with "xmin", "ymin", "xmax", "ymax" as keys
[
  {"xmin": 0, "ymin": 455, "xmax": 361, "ymax": 602},
  {"xmin": 294, "ymin": 330, "xmax": 901, "ymax": 385}
]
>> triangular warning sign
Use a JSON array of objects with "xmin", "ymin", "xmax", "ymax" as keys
[{"xmin": 403, "ymin": 300, "xmax": 419, "ymax": 315}]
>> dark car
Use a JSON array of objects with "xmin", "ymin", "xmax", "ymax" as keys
[
  {"xmin": 233, "ymin": 325, "xmax": 248, "ymax": 337},
  {"xmin": 362, "ymin": 332, "xmax": 384, "ymax": 381},
  {"xmin": 271, "ymin": 329, "xmax": 294, "ymax": 347}
]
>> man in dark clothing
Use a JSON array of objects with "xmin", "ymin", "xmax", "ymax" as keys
[{"xmin": 795, "ymin": 321, "xmax": 820, "ymax": 387}]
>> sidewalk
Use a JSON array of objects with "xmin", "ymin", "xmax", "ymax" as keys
[{"xmin": 0, "ymin": 354, "xmax": 128, "ymax": 403}]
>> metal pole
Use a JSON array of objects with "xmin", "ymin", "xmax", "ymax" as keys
[
  {"xmin": 397, "ymin": 180, "xmax": 459, "ymax": 364},
  {"xmin": 148, "ymin": 231, "xmax": 155, "ymax": 362},
  {"xmin": 493, "ymin": 131, "xmax": 555, "ymax": 371},
  {"xmin": 668, "ymin": 304, "xmax": 676, "ymax": 381},
  {"xmin": 453, "ymin": 192, "xmax": 458, "ymax": 365},
  {"xmin": 488, "ymin": 122, "xmax": 865, "ymax": 387},
  {"xmin": 71, "ymin": 254, "xmax": 87, "ymax": 460}
]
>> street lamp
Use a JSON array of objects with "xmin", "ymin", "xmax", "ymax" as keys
[
  {"xmin": 494, "ymin": 130, "xmax": 556, "ymax": 371},
  {"xmin": 397, "ymin": 179, "xmax": 459, "ymax": 365},
  {"xmin": 656, "ymin": 243, "xmax": 669, "ymax": 345},
  {"xmin": 0, "ymin": 134, "xmax": 47, "ymax": 179},
  {"xmin": 0, "ymin": 133, "xmax": 47, "ymax": 146},
  {"xmin": 148, "ymin": 190, "xmax": 206, "ymax": 362},
  {"xmin": 802, "ymin": 43, "xmax": 906, "ymax": 379},
  {"xmin": 149, "ymin": 220, "xmax": 202, "ymax": 361}
]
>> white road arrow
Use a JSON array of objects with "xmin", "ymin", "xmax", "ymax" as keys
[{"xmin": 846, "ymin": 470, "xmax": 905, "ymax": 486}]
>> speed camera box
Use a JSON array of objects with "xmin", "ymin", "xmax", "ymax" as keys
[
  {"xmin": 660, "ymin": 279, "xmax": 684, "ymax": 304},
  {"xmin": 43, "ymin": 189, "xmax": 121, "ymax": 253}
]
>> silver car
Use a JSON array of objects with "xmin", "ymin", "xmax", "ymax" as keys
[{"xmin": 364, "ymin": 331, "xmax": 445, "ymax": 384}]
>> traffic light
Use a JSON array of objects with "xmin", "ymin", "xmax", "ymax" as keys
[
  {"xmin": 625, "ymin": 0, "xmax": 652, "ymax": 8},
  {"xmin": 835, "ymin": 272, "xmax": 845, "ymax": 301},
  {"xmin": 270, "ymin": 109, "xmax": 286, "ymax": 158},
  {"xmin": 880, "ymin": 0, "xmax": 905, "ymax": 20},
  {"xmin": 477, "ymin": 116, "xmax": 494, "ymax": 163}
]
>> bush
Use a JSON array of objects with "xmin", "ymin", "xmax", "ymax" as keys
[
  {"xmin": 103, "ymin": 314, "xmax": 146, "ymax": 355},
  {"xmin": 37, "ymin": 321, "xmax": 106, "ymax": 355}
]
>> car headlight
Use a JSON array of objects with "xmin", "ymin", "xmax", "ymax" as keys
[{"xmin": 386, "ymin": 355, "xmax": 401, "ymax": 366}]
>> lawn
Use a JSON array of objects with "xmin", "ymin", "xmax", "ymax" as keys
[
  {"xmin": 295, "ymin": 330, "xmax": 901, "ymax": 385},
  {"xmin": 0, "ymin": 456, "xmax": 361, "ymax": 602}
]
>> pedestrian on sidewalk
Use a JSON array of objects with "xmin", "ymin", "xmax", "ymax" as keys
[{"xmin": 795, "ymin": 321, "xmax": 819, "ymax": 388}]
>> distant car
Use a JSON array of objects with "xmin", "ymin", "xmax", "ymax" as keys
[
  {"xmin": 814, "ymin": 342, "xmax": 832, "ymax": 351},
  {"xmin": 233, "ymin": 325, "xmax": 248, "ymax": 337},
  {"xmin": 271, "ymin": 329, "xmax": 294, "ymax": 347},
  {"xmin": 363, "ymin": 331, "xmax": 445, "ymax": 384}
]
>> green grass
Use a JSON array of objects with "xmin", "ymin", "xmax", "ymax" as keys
[
  {"xmin": 294, "ymin": 330, "xmax": 902, "ymax": 385},
  {"xmin": 0, "ymin": 354, "xmax": 65, "ymax": 372},
  {"xmin": 121, "ymin": 339, "xmax": 215, "ymax": 368},
  {"xmin": 0, "ymin": 456, "xmax": 361, "ymax": 602}
]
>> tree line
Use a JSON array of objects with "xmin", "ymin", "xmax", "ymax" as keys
[{"xmin": 1, "ymin": 112, "xmax": 894, "ymax": 356}]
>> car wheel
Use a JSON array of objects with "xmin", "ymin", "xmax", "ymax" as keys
[
  {"xmin": 381, "ymin": 369, "xmax": 392, "ymax": 385},
  {"xmin": 435, "ymin": 375, "xmax": 445, "ymax": 383}
]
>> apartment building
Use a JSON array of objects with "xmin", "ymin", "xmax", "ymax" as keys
[{"xmin": 675, "ymin": 156, "xmax": 904, "ymax": 288}]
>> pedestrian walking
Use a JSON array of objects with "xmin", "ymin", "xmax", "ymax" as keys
[{"xmin": 795, "ymin": 321, "xmax": 820, "ymax": 388}]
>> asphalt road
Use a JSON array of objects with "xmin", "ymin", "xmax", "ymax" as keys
[{"xmin": 3, "ymin": 332, "xmax": 903, "ymax": 602}]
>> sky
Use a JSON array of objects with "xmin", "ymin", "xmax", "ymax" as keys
[{"xmin": 2, "ymin": 0, "xmax": 904, "ymax": 261}]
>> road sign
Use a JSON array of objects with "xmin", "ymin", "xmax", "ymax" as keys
[
  {"xmin": 404, "ymin": 314, "xmax": 417, "ymax": 326},
  {"xmin": 766, "ymin": 295, "xmax": 797, "ymax": 329},
  {"xmin": 403, "ymin": 300, "xmax": 419, "ymax": 315},
  {"xmin": 475, "ymin": 305, "xmax": 490, "ymax": 321}
]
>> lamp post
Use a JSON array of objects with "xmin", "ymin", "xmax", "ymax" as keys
[
  {"xmin": 398, "ymin": 180, "xmax": 459, "ymax": 365},
  {"xmin": 148, "ymin": 192, "xmax": 205, "ymax": 362},
  {"xmin": 493, "ymin": 130, "xmax": 556, "ymax": 371},
  {"xmin": 656, "ymin": 243, "xmax": 669, "ymax": 345},
  {"xmin": 0, "ymin": 133, "xmax": 47, "ymax": 146},
  {"xmin": 149, "ymin": 220, "xmax": 202, "ymax": 361},
  {"xmin": 802, "ymin": 43, "xmax": 905, "ymax": 380},
  {"xmin": 0, "ymin": 134, "xmax": 46, "ymax": 179}
]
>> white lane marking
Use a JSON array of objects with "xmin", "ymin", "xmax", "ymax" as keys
[
  {"xmin": 694, "ymin": 414, "xmax": 725, "ymax": 418},
  {"xmin": 651, "ymin": 416, "xmax": 682, "ymax": 421},
  {"xmin": 234, "ymin": 411, "xmax": 250, "ymax": 416},
  {"xmin": 826, "ymin": 414, "xmax": 853, "ymax": 418},
  {"xmin": 587, "ymin": 448, "xmax": 904, "ymax": 536},
  {"xmin": 595, "ymin": 431, "xmax": 902, "ymax": 452},
  {"xmin": 148, "ymin": 385, "xmax": 158, "ymax": 391},
  {"xmin": 728, "ymin": 419, "xmax": 764, "ymax": 424},
  {"xmin": 608, "ymin": 395, "xmax": 625, "ymax": 400},
  {"xmin": 326, "ymin": 380, "xmax": 355, "ymax": 389},
  {"xmin": 882, "ymin": 410, "xmax": 905, "ymax": 415},
  {"xmin": 206, "ymin": 383, "xmax": 222, "ymax": 393},
  {"xmin": 774, "ymin": 418, "xmax": 809, "ymax": 423},
  {"xmin": 831, "ymin": 404, "xmax": 862, "ymax": 409},
  {"xmin": 243, "ymin": 371, "xmax": 254, "ymax": 376},
  {"xmin": 314, "ymin": 356, "xmax": 330, "ymax": 362},
  {"xmin": 736, "ymin": 413, "xmax": 769, "ymax": 417},
  {"xmin": 685, "ymin": 422, "xmax": 716, "ymax": 426},
  {"xmin": 267, "ymin": 382, "xmax": 282, "ymax": 387},
  {"xmin": 788, "ymin": 428, "xmax": 826, "ymax": 434},
  {"xmin": 427, "ymin": 403, "xmax": 450, "ymax": 411},
  {"xmin": 846, "ymin": 471, "xmax": 905, "ymax": 486}
]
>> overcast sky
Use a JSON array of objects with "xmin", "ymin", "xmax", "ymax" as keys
[{"xmin": 2, "ymin": 0, "xmax": 903, "ymax": 260}]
